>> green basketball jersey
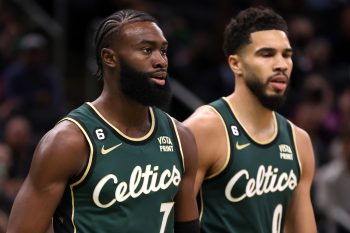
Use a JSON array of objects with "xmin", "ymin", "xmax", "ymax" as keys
[
  {"xmin": 53, "ymin": 103, "xmax": 184, "ymax": 233},
  {"xmin": 199, "ymin": 98, "xmax": 301, "ymax": 233}
]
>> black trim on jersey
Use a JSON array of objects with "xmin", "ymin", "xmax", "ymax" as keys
[
  {"xmin": 85, "ymin": 103, "xmax": 158, "ymax": 145},
  {"xmin": 63, "ymin": 115, "xmax": 97, "ymax": 187},
  {"xmin": 162, "ymin": 110, "xmax": 185, "ymax": 175}
]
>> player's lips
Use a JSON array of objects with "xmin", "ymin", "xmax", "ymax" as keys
[
  {"xmin": 269, "ymin": 74, "xmax": 288, "ymax": 91},
  {"xmin": 150, "ymin": 71, "xmax": 167, "ymax": 86}
]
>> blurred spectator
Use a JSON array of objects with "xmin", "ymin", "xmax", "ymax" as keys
[
  {"xmin": 289, "ymin": 73, "xmax": 334, "ymax": 166},
  {"xmin": 336, "ymin": 86, "xmax": 350, "ymax": 127},
  {"xmin": 170, "ymin": 29, "xmax": 230, "ymax": 104},
  {"xmin": 3, "ymin": 115, "xmax": 34, "ymax": 179},
  {"xmin": 303, "ymin": 37, "xmax": 332, "ymax": 74},
  {"xmin": 0, "ymin": 116, "xmax": 34, "ymax": 218},
  {"xmin": 1, "ymin": 33, "xmax": 64, "ymax": 138},
  {"xmin": 0, "ymin": 142, "xmax": 12, "ymax": 216},
  {"xmin": 0, "ymin": 142, "xmax": 11, "ymax": 185},
  {"xmin": 329, "ymin": 85, "xmax": 350, "ymax": 142},
  {"xmin": 0, "ymin": 2, "xmax": 24, "ymax": 110},
  {"xmin": 0, "ymin": 2, "xmax": 23, "ymax": 72},
  {"xmin": 315, "ymin": 125, "xmax": 350, "ymax": 233},
  {"xmin": 289, "ymin": 15, "xmax": 314, "ymax": 51},
  {"xmin": 288, "ymin": 15, "xmax": 315, "ymax": 89},
  {"xmin": 332, "ymin": 4, "xmax": 350, "ymax": 66}
]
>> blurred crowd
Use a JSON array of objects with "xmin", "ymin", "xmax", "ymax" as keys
[{"xmin": 1, "ymin": 0, "xmax": 350, "ymax": 232}]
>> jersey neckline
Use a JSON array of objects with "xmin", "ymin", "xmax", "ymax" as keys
[
  {"xmin": 222, "ymin": 97, "xmax": 278, "ymax": 145},
  {"xmin": 86, "ymin": 102, "xmax": 156, "ymax": 142}
]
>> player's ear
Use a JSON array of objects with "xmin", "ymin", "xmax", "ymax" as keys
[
  {"xmin": 228, "ymin": 55, "xmax": 243, "ymax": 76},
  {"xmin": 101, "ymin": 48, "xmax": 117, "ymax": 68}
]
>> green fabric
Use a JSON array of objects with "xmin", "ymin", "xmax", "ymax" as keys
[
  {"xmin": 199, "ymin": 98, "xmax": 300, "ymax": 233},
  {"xmin": 53, "ymin": 103, "xmax": 184, "ymax": 233}
]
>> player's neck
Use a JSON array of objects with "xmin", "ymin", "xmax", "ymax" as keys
[
  {"xmin": 92, "ymin": 92, "xmax": 152, "ymax": 137},
  {"xmin": 227, "ymin": 91, "xmax": 276, "ymax": 141}
]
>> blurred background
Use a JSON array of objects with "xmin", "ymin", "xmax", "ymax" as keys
[{"xmin": 1, "ymin": 0, "xmax": 350, "ymax": 232}]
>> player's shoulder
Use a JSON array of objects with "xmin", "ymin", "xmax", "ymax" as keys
[
  {"xmin": 30, "ymin": 119, "xmax": 89, "ymax": 179},
  {"xmin": 47, "ymin": 120, "xmax": 84, "ymax": 141},
  {"xmin": 184, "ymin": 105, "xmax": 223, "ymax": 133},
  {"xmin": 171, "ymin": 117, "xmax": 195, "ymax": 142},
  {"xmin": 37, "ymin": 119, "xmax": 87, "ymax": 155},
  {"xmin": 185, "ymin": 104, "xmax": 222, "ymax": 123}
]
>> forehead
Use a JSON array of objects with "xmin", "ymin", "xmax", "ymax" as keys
[
  {"xmin": 118, "ymin": 21, "xmax": 167, "ymax": 46},
  {"xmin": 248, "ymin": 30, "xmax": 291, "ymax": 50}
]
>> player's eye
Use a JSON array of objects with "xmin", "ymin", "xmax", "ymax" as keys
[{"xmin": 142, "ymin": 47, "xmax": 152, "ymax": 54}]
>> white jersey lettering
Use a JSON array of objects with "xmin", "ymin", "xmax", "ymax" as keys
[
  {"xmin": 225, "ymin": 165, "xmax": 297, "ymax": 202},
  {"xmin": 93, "ymin": 165, "xmax": 181, "ymax": 208}
]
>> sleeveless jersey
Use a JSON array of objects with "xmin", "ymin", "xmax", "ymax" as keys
[
  {"xmin": 199, "ymin": 98, "xmax": 301, "ymax": 233},
  {"xmin": 53, "ymin": 103, "xmax": 184, "ymax": 233}
]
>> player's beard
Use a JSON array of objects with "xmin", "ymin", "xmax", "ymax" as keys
[
  {"xmin": 245, "ymin": 74, "xmax": 287, "ymax": 111},
  {"xmin": 119, "ymin": 59, "xmax": 172, "ymax": 109}
]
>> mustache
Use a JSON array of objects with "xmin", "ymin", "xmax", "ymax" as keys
[
  {"xmin": 267, "ymin": 72, "xmax": 289, "ymax": 81},
  {"xmin": 147, "ymin": 68, "xmax": 168, "ymax": 76},
  {"xmin": 272, "ymin": 72, "xmax": 288, "ymax": 78}
]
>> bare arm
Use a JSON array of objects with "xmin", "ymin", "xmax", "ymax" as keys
[
  {"xmin": 183, "ymin": 106, "xmax": 228, "ymax": 195},
  {"xmin": 173, "ymin": 120, "xmax": 199, "ymax": 222},
  {"xmin": 283, "ymin": 125, "xmax": 317, "ymax": 233},
  {"xmin": 7, "ymin": 121, "xmax": 88, "ymax": 233}
]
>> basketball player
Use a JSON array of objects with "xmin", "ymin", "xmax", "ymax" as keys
[
  {"xmin": 184, "ymin": 7, "xmax": 317, "ymax": 233},
  {"xmin": 7, "ymin": 9, "xmax": 199, "ymax": 233}
]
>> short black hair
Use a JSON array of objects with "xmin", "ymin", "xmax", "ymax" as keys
[
  {"xmin": 94, "ymin": 9, "xmax": 158, "ymax": 80},
  {"xmin": 223, "ymin": 6, "xmax": 288, "ymax": 58}
]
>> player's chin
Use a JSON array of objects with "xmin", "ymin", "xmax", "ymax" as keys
[{"xmin": 266, "ymin": 89, "xmax": 285, "ymax": 97}]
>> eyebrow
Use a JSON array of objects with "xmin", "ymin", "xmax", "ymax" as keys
[
  {"xmin": 139, "ymin": 40, "xmax": 168, "ymax": 46},
  {"xmin": 256, "ymin": 47, "xmax": 293, "ymax": 53},
  {"xmin": 284, "ymin": 48, "xmax": 293, "ymax": 53}
]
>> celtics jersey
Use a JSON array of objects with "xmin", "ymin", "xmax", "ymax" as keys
[
  {"xmin": 53, "ymin": 103, "xmax": 184, "ymax": 233},
  {"xmin": 199, "ymin": 98, "xmax": 301, "ymax": 233}
]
